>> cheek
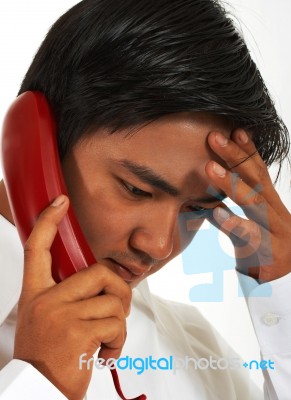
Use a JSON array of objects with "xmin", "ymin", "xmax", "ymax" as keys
[
  {"xmin": 62, "ymin": 156, "xmax": 129, "ymax": 249},
  {"xmin": 76, "ymin": 190, "xmax": 130, "ymax": 250}
]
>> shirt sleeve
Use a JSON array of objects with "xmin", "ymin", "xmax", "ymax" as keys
[
  {"xmin": 0, "ymin": 359, "xmax": 67, "ymax": 399},
  {"xmin": 237, "ymin": 271, "xmax": 291, "ymax": 400}
]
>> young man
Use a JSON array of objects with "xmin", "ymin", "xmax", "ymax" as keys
[{"xmin": 0, "ymin": 0, "xmax": 291, "ymax": 399}]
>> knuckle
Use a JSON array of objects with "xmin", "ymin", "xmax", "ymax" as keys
[
  {"xmin": 66, "ymin": 324, "xmax": 83, "ymax": 342},
  {"xmin": 94, "ymin": 318, "xmax": 124, "ymax": 345},
  {"xmin": 111, "ymin": 318, "xmax": 126, "ymax": 343},
  {"xmin": 123, "ymin": 283, "xmax": 132, "ymax": 302},
  {"xmin": 23, "ymin": 244, "xmax": 39, "ymax": 259},
  {"xmin": 121, "ymin": 285, "xmax": 132, "ymax": 316},
  {"xmin": 23, "ymin": 247, "xmax": 38, "ymax": 266},
  {"xmin": 79, "ymin": 263, "xmax": 109, "ymax": 283},
  {"xmin": 17, "ymin": 293, "xmax": 31, "ymax": 312},
  {"xmin": 108, "ymin": 317, "xmax": 124, "ymax": 339},
  {"xmin": 227, "ymin": 146, "xmax": 242, "ymax": 165},
  {"xmin": 29, "ymin": 295, "xmax": 48, "ymax": 319},
  {"xmin": 233, "ymin": 146, "xmax": 243, "ymax": 161},
  {"xmin": 29, "ymin": 296, "xmax": 62, "ymax": 326},
  {"xmin": 23, "ymin": 244, "xmax": 47, "ymax": 264},
  {"xmin": 252, "ymin": 192, "xmax": 264, "ymax": 206},
  {"xmin": 224, "ymin": 214, "xmax": 239, "ymax": 229},
  {"xmin": 95, "ymin": 265, "xmax": 110, "ymax": 284},
  {"xmin": 228, "ymin": 217, "xmax": 246, "ymax": 243},
  {"xmin": 91, "ymin": 264, "xmax": 110, "ymax": 282},
  {"xmin": 24, "ymin": 239, "xmax": 35, "ymax": 253},
  {"xmin": 108, "ymin": 296, "xmax": 124, "ymax": 318},
  {"xmin": 250, "ymin": 221, "xmax": 260, "ymax": 236},
  {"xmin": 23, "ymin": 244, "xmax": 34, "ymax": 259}
]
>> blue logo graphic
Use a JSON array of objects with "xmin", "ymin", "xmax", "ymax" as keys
[
  {"xmin": 180, "ymin": 180, "xmax": 272, "ymax": 302},
  {"xmin": 242, "ymin": 359, "xmax": 275, "ymax": 370}
]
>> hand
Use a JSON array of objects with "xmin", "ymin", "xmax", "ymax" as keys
[
  {"xmin": 13, "ymin": 195, "xmax": 132, "ymax": 400},
  {"xmin": 205, "ymin": 129, "xmax": 291, "ymax": 282}
]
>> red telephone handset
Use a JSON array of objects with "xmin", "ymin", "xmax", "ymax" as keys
[
  {"xmin": 1, "ymin": 91, "xmax": 96, "ymax": 282},
  {"xmin": 1, "ymin": 91, "xmax": 146, "ymax": 400}
]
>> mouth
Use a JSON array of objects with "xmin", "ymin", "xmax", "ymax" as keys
[{"xmin": 106, "ymin": 258, "xmax": 146, "ymax": 282}]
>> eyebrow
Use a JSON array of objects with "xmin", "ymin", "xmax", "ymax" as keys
[{"xmin": 116, "ymin": 159, "xmax": 227, "ymax": 204}]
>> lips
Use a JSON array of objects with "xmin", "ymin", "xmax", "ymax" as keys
[{"xmin": 107, "ymin": 258, "xmax": 145, "ymax": 282}]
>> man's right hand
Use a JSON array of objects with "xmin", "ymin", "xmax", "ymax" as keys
[{"xmin": 13, "ymin": 195, "xmax": 132, "ymax": 400}]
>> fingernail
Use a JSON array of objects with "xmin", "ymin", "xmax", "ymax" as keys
[
  {"xmin": 216, "ymin": 207, "xmax": 230, "ymax": 223},
  {"xmin": 51, "ymin": 195, "xmax": 66, "ymax": 207},
  {"xmin": 215, "ymin": 132, "xmax": 228, "ymax": 147},
  {"xmin": 212, "ymin": 162, "xmax": 226, "ymax": 177},
  {"xmin": 238, "ymin": 130, "xmax": 249, "ymax": 144}
]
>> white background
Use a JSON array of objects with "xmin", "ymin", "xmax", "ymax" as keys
[{"xmin": 0, "ymin": 0, "xmax": 290, "ymax": 390}]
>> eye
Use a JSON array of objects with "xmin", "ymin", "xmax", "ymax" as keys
[
  {"xmin": 185, "ymin": 205, "xmax": 212, "ymax": 219},
  {"xmin": 188, "ymin": 205, "xmax": 207, "ymax": 212},
  {"xmin": 123, "ymin": 182, "xmax": 151, "ymax": 197}
]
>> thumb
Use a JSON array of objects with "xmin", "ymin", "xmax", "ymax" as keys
[{"xmin": 22, "ymin": 195, "xmax": 69, "ymax": 293}]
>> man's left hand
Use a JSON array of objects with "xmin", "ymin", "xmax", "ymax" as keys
[{"xmin": 206, "ymin": 128, "xmax": 291, "ymax": 283}]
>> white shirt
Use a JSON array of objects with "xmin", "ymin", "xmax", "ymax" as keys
[{"xmin": 0, "ymin": 214, "xmax": 290, "ymax": 399}]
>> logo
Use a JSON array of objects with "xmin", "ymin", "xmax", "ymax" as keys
[{"xmin": 79, "ymin": 354, "xmax": 275, "ymax": 374}]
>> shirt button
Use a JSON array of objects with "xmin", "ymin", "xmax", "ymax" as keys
[{"xmin": 262, "ymin": 312, "xmax": 280, "ymax": 326}]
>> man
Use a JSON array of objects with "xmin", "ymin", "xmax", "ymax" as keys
[{"xmin": 0, "ymin": 0, "xmax": 291, "ymax": 399}]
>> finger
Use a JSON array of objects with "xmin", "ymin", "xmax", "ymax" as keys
[
  {"xmin": 208, "ymin": 129, "xmax": 266, "ymax": 178},
  {"xmin": 66, "ymin": 294, "xmax": 126, "ymax": 321},
  {"xmin": 211, "ymin": 206, "xmax": 274, "ymax": 278},
  {"xmin": 230, "ymin": 128, "xmax": 266, "ymax": 168},
  {"xmin": 54, "ymin": 264, "xmax": 132, "ymax": 317},
  {"xmin": 207, "ymin": 129, "xmax": 290, "ymax": 218},
  {"xmin": 22, "ymin": 195, "xmax": 69, "ymax": 291},
  {"xmin": 86, "ymin": 317, "xmax": 127, "ymax": 361},
  {"xmin": 205, "ymin": 162, "xmax": 280, "ymax": 233},
  {"xmin": 208, "ymin": 205, "xmax": 259, "ymax": 251},
  {"xmin": 212, "ymin": 206, "xmax": 262, "ymax": 256}
]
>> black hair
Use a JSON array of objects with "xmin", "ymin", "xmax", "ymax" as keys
[{"xmin": 19, "ymin": 0, "xmax": 289, "ymax": 175}]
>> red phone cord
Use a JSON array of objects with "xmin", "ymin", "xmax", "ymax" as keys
[{"xmin": 110, "ymin": 368, "xmax": 147, "ymax": 400}]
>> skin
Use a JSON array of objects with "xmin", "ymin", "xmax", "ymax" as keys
[
  {"xmin": 0, "ymin": 111, "xmax": 291, "ymax": 399},
  {"xmin": 60, "ymin": 112, "xmax": 230, "ymax": 287}
]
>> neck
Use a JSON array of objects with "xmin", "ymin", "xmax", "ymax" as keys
[{"xmin": 0, "ymin": 180, "xmax": 14, "ymax": 225}]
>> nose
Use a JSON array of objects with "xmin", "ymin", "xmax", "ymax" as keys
[{"xmin": 129, "ymin": 207, "xmax": 178, "ymax": 261}]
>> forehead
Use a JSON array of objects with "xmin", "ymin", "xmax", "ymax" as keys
[
  {"xmin": 78, "ymin": 111, "xmax": 231, "ymax": 198},
  {"xmin": 100, "ymin": 111, "xmax": 232, "ymax": 168},
  {"xmin": 96, "ymin": 111, "xmax": 232, "ymax": 150}
]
